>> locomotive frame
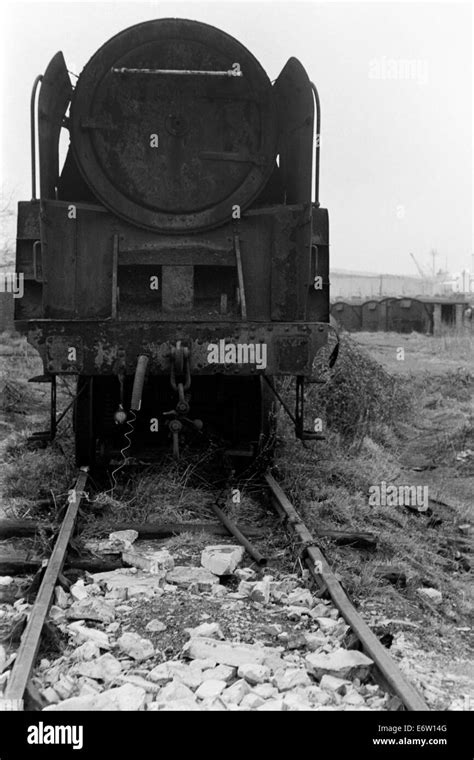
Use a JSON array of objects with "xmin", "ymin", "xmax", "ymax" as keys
[{"xmin": 15, "ymin": 19, "xmax": 333, "ymax": 465}]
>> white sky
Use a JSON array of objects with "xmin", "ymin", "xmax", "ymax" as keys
[{"xmin": 0, "ymin": 0, "xmax": 472, "ymax": 275}]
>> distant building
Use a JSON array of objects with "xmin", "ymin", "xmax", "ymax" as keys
[{"xmin": 330, "ymin": 269, "xmax": 451, "ymax": 300}]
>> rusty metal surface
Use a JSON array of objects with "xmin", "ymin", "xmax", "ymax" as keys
[
  {"xmin": 162, "ymin": 265, "xmax": 194, "ymax": 313},
  {"xmin": 274, "ymin": 57, "xmax": 314, "ymax": 204},
  {"xmin": 45, "ymin": 335, "xmax": 83, "ymax": 372},
  {"xmin": 23, "ymin": 321, "xmax": 328, "ymax": 377},
  {"xmin": 16, "ymin": 201, "xmax": 40, "ymax": 240},
  {"xmin": 70, "ymin": 19, "xmax": 278, "ymax": 233},
  {"xmin": 38, "ymin": 52, "xmax": 72, "ymax": 200},
  {"xmin": 38, "ymin": 200, "xmax": 315, "ymax": 323},
  {"xmin": 270, "ymin": 206, "xmax": 312, "ymax": 321}
]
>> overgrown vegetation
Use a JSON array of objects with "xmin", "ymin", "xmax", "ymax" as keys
[
  {"xmin": 275, "ymin": 334, "xmax": 473, "ymax": 652},
  {"xmin": 308, "ymin": 335, "xmax": 413, "ymax": 446}
]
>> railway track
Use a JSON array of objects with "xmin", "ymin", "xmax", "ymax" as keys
[{"xmin": 0, "ymin": 467, "xmax": 428, "ymax": 711}]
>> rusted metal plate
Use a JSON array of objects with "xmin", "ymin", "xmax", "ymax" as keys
[
  {"xmin": 26, "ymin": 321, "xmax": 328, "ymax": 376},
  {"xmin": 70, "ymin": 19, "xmax": 277, "ymax": 233},
  {"xmin": 45, "ymin": 335, "xmax": 83, "ymax": 372},
  {"xmin": 162, "ymin": 266, "xmax": 194, "ymax": 313},
  {"xmin": 270, "ymin": 206, "xmax": 312, "ymax": 321},
  {"xmin": 275, "ymin": 337, "xmax": 310, "ymax": 373},
  {"xmin": 38, "ymin": 52, "xmax": 72, "ymax": 200},
  {"xmin": 119, "ymin": 244, "xmax": 234, "ymax": 267},
  {"xmin": 273, "ymin": 57, "xmax": 314, "ymax": 204},
  {"xmin": 41, "ymin": 201, "xmax": 114, "ymax": 318},
  {"xmin": 16, "ymin": 201, "xmax": 40, "ymax": 239},
  {"xmin": 75, "ymin": 208, "xmax": 114, "ymax": 318}
]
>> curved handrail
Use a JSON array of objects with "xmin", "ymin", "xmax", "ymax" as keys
[
  {"xmin": 310, "ymin": 81, "xmax": 321, "ymax": 207},
  {"xmin": 30, "ymin": 75, "xmax": 43, "ymax": 200}
]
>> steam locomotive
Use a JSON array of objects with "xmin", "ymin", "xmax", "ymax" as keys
[{"xmin": 15, "ymin": 18, "xmax": 332, "ymax": 465}]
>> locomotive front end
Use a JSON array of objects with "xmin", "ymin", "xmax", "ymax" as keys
[{"xmin": 15, "ymin": 18, "xmax": 331, "ymax": 464}]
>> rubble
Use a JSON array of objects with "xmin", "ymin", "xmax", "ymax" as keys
[
  {"xmin": 117, "ymin": 632, "xmax": 154, "ymax": 661},
  {"xmin": 70, "ymin": 580, "xmax": 89, "ymax": 602},
  {"xmin": 273, "ymin": 668, "xmax": 311, "ymax": 691},
  {"xmin": 145, "ymin": 619, "xmax": 167, "ymax": 633},
  {"xmin": 237, "ymin": 577, "xmax": 271, "ymax": 604},
  {"xmin": 240, "ymin": 693, "xmax": 265, "ymax": 709},
  {"xmin": 44, "ymin": 683, "xmax": 146, "ymax": 711},
  {"xmin": 54, "ymin": 586, "xmax": 70, "ymax": 609},
  {"xmin": 237, "ymin": 663, "xmax": 270, "ymax": 685},
  {"xmin": 221, "ymin": 679, "xmax": 251, "ymax": 705},
  {"xmin": 159, "ymin": 680, "xmax": 195, "ymax": 702},
  {"xmin": 319, "ymin": 674, "xmax": 350, "ymax": 693},
  {"xmin": 1, "ymin": 541, "xmax": 403, "ymax": 713},
  {"xmin": 201, "ymin": 665, "xmax": 235, "ymax": 683},
  {"xmin": 200, "ymin": 545, "xmax": 245, "ymax": 576},
  {"xmin": 53, "ymin": 675, "xmax": 76, "ymax": 700},
  {"xmin": 195, "ymin": 679, "xmax": 227, "ymax": 700},
  {"xmin": 257, "ymin": 698, "xmax": 285, "ymax": 711},
  {"xmin": 67, "ymin": 598, "xmax": 115, "ymax": 624},
  {"xmin": 286, "ymin": 589, "xmax": 314, "ymax": 608},
  {"xmin": 314, "ymin": 617, "xmax": 339, "ymax": 633},
  {"xmin": 71, "ymin": 653, "xmax": 122, "ymax": 684},
  {"xmin": 91, "ymin": 569, "xmax": 163, "ymax": 598},
  {"xmin": 165, "ymin": 566, "xmax": 219, "ymax": 591},
  {"xmin": 122, "ymin": 547, "xmax": 174, "ymax": 575},
  {"xmin": 67, "ymin": 623, "xmax": 111, "ymax": 650},
  {"xmin": 85, "ymin": 530, "xmax": 139, "ymax": 555},
  {"xmin": 185, "ymin": 622, "xmax": 224, "ymax": 639},
  {"xmin": 305, "ymin": 648, "xmax": 373, "ymax": 681},
  {"xmin": 184, "ymin": 637, "xmax": 267, "ymax": 667}
]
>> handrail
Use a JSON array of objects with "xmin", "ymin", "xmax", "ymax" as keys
[
  {"xmin": 310, "ymin": 81, "xmax": 321, "ymax": 207},
  {"xmin": 30, "ymin": 75, "xmax": 43, "ymax": 200}
]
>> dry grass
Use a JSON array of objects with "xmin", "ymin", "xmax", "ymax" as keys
[
  {"xmin": 2, "ymin": 445, "xmax": 74, "ymax": 505},
  {"xmin": 275, "ymin": 335, "xmax": 473, "ymax": 652}
]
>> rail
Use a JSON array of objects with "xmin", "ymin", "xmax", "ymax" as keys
[
  {"xmin": 4, "ymin": 469, "xmax": 89, "ymax": 709},
  {"xmin": 265, "ymin": 473, "xmax": 429, "ymax": 711}
]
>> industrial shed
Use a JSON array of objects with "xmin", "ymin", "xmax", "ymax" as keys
[
  {"xmin": 386, "ymin": 298, "xmax": 432, "ymax": 334},
  {"xmin": 361, "ymin": 299, "xmax": 391, "ymax": 332},
  {"xmin": 330, "ymin": 301, "xmax": 362, "ymax": 332}
]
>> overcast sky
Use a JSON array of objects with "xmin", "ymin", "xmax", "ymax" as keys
[{"xmin": 1, "ymin": 0, "xmax": 472, "ymax": 275}]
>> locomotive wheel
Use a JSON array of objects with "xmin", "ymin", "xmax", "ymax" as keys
[{"xmin": 73, "ymin": 376, "xmax": 96, "ymax": 467}]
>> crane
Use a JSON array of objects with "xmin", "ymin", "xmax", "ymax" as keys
[{"xmin": 409, "ymin": 252, "xmax": 428, "ymax": 279}]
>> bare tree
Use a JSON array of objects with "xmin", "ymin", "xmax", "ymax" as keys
[{"xmin": 0, "ymin": 188, "xmax": 15, "ymax": 269}]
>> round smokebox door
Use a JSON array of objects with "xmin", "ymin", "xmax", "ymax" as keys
[{"xmin": 71, "ymin": 19, "xmax": 278, "ymax": 232}]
